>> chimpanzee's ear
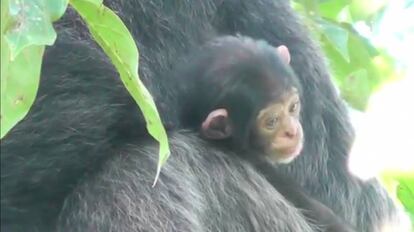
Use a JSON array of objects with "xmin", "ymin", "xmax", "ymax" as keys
[
  {"xmin": 276, "ymin": 45, "xmax": 291, "ymax": 64},
  {"xmin": 201, "ymin": 108, "xmax": 233, "ymax": 139}
]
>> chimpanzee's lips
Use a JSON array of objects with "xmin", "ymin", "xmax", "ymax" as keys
[
  {"xmin": 273, "ymin": 141, "xmax": 303, "ymax": 157},
  {"xmin": 267, "ymin": 142, "xmax": 304, "ymax": 164},
  {"xmin": 280, "ymin": 143, "xmax": 303, "ymax": 157}
]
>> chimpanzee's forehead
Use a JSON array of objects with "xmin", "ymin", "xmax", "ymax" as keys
[
  {"xmin": 257, "ymin": 69, "xmax": 298, "ymax": 96},
  {"xmin": 256, "ymin": 88, "xmax": 300, "ymax": 117},
  {"xmin": 269, "ymin": 86, "xmax": 299, "ymax": 101}
]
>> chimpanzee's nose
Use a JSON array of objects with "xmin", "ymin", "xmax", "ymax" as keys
[{"xmin": 284, "ymin": 126, "xmax": 297, "ymax": 139}]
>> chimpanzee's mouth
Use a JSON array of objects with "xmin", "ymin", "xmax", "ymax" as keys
[{"xmin": 267, "ymin": 142, "xmax": 303, "ymax": 164}]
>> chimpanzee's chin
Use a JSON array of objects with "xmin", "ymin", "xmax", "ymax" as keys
[
  {"xmin": 267, "ymin": 152, "xmax": 296, "ymax": 164},
  {"xmin": 275, "ymin": 153, "xmax": 297, "ymax": 164}
]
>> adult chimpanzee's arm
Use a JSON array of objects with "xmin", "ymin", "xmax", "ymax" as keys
[{"xmin": 251, "ymin": 159, "xmax": 355, "ymax": 232}]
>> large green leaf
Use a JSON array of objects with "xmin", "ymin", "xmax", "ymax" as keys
[
  {"xmin": 1, "ymin": 45, "xmax": 45, "ymax": 138},
  {"xmin": 1, "ymin": 0, "xmax": 9, "ymax": 34},
  {"xmin": 1, "ymin": 0, "xmax": 68, "ymax": 138},
  {"xmin": 69, "ymin": 0, "xmax": 170, "ymax": 183},
  {"xmin": 4, "ymin": 0, "xmax": 67, "ymax": 59},
  {"xmin": 397, "ymin": 177, "xmax": 414, "ymax": 216},
  {"xmin": 349, "ymin": 0, "xmax": 389, "ymax": 21},
  {"xmin": 45, "ymin": 0, "xmax": 69, "ymax": 21},
  {"xmin": 382, "ymin": 173, "xmax": 414, "ymax": 229},
  {"xmin": 340, "ymin": 69, "xmax": 371, "ymax": 110},
  {"xmin": 318, "ymin": 19, "xmax": 350, "ymax": 62},
  {"xmin": 83, "ymin": 0, "xmax": 103, "ymax": 4},
  {"xmin": 319, "ymin": 0, "xmax": 350, "ymax": 20},
  {"xmin": 1, "ymin": 0, "xmax": 10, "ymax": 83}
]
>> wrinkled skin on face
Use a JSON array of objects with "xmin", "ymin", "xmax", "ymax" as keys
[{"xmin": 253, "ymin": 88, "xmax": 304, "ymax": 163}]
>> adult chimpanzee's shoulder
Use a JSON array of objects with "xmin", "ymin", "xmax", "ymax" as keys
[{"xmin": 58, "ymin": 131, "xmax": 317, "ymax": 232}]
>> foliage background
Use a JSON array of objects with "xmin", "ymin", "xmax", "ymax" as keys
[{"xmin": 292, "ymin": 0, "xmax": 414, "ymax": 228}]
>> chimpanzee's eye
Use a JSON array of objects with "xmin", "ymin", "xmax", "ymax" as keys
[
  {"xmin": 290, "ymin": 101, "xmax": 299, "ymax": 113},
  {"xmin": 265, "ymin": 117, "xmax": 278, "ymax": 130}
]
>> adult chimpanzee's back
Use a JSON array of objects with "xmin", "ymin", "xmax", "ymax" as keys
[{"xmin": 0, "ymin": 0, "xmax": 401, "ymax": 231}]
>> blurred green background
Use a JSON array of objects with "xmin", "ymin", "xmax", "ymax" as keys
[
  {"xmin": 292, "ymin": 0, "xmax": 411, "ymax": 110},
  {"xmin": 292, "ymin": 0, "xmax": 413, "ymax": 228}
]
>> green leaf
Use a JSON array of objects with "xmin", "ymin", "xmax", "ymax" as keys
[
  {"xmin": 1, "ymin": 0, "xmax": 55, "ymax": 138},
  {"xmin": 349, "ymin": 0, "xmax": 388, "ymax": 21},
  {"xmin": 69, "ymin": 0, "xmax": 170, "ymax": 183},
  {"xmin": 397, "ymin": 177, "xmax": 414, "ymax": 215},
  {"xmin": 82, "ymin": 0, "xmax": 103, "ymax": 5},
  {"xmin": 5, "ymin": 0, "xmax": 58, "ymax": 59},
  {"xmin": 318, "ymin": 21, "xmax": 394, "ymax": 110},
  {"xmin": 340, "ymin": 69, "xmax": 371, "ymax": 110},
  {"xmin": 381, "ymin": 173, "xmax": 414, "ymax": 229},
  {"xmin": 319, "ymin": 0, "xmax": 350, "ymax": 20},
  {"xmin": 301, "ymin": 0, "xmax": 319, "ymax": 14},
  {"xmin": 1, "ymin": 45, "xmax": 44, "ymax": 138},
  {"xmin": 1, "ymin": 0, "xmax": 10, "ymax": 85},
  {"xmin": 318, "ymin": 19, "xmax": 350, "ymax": 62},
  {"xmin": 45, "ymin": 0, "xmax": 69, "ymax": 21},
  {"xmin": 1, "ymin": 0, "xmax": 10, "ymax": 34}
]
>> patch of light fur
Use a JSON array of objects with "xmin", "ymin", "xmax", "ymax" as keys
[{"xmin": 277, "ymin": 155, "xmax": 297, "ymax": 164}]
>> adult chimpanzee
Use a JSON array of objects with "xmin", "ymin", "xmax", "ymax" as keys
[
  {"xmin": 176, "ymin": 35, "xmax": 354, "ymax": 231},
  {"xmin": 1, "ymin": 0, "xmax": 401, "ymax": 232}
]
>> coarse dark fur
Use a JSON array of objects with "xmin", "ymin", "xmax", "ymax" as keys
[{"xmin": 1, "ymin": 0, "xmax": 399, "ymax": 231}]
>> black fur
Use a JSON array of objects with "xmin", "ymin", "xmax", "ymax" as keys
[
  {"xmin": 174, "ymin": 35, "xmax": 353, "ymax": 231},
  {"xmin": 176, "ymin": 35, "xmax": 300, "ymax": 145},
  {"xmin": 1, "ymin": 0, "xmax": 399, "ymax": 231}
]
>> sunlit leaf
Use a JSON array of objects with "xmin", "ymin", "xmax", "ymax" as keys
[
  {"xmin": 319, "ymin": 0, "xmax": 350, "ymax": 20},
  {"xmin": 82, "ymin": 0, "xmax": 103, "ymax": 4},
  {"xmin": 397, "ymin": 177, "xmax": 414, "ymax": 215},
  {"xmin": 350, "ymin": 0, "xmax": 389, "ymax": 21},
  {"xmin": 1, "ymin": 0, "xmax": 10, "ymax": 34},
  {"xmin": 318, "ymin": 19, "xmax": 350, "ymax": 62},
  {"xmin": 301, "ymin": 0, "xmax": 319, "ymax": 14},
  {"xmin": 1, "ymin": 0, "xmax": 68, "ymax": 138},
  {"xmin": 45, "ymin": 0, "xmax": 69, "ymax": 21},
  {"xmin": 380, "ymin": 172, "xmax": 414, "ymax": 227},
  {"xmin": 69, "ymin": 0, "xmax": 170, "ymax": 183},
  {"xmin": 291, "ymin": 1, "xmax": 306, "ymax": 15},
  {"xmin": 394, "ymin": 175, "xmax": 414, "ymax": 228},
  {"xmin": 341, "ymin": 69, "xmax": 371, "ymax": 109},
  {"xmin": 5, "ymin": 0, "xmax": 57, "ymax": 59},
  {"xmin": 1, "ymin": 0, "xmax": 10, "ymax": 85},
  {"xmin": 1, "ymin": 45, "xmax": 44, "ymax": 138},
  {"xmin": 319, "ymin": 23, "xmax": 393, "ymax": 110}
]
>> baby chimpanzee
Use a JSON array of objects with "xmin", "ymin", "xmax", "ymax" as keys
[{"xmin": 175, "ymin": 35, "xmax": 354, "ymax": 232}]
